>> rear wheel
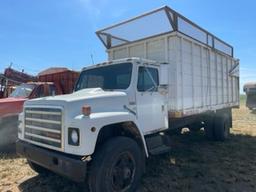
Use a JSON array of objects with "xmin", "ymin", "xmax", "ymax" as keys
[
  {"xmin": 204, "ymin": 116, "xmax": 215, "ymax": 140},
  {"xmin": 188, "ymin": 122, "xmax": 203, "ymax": 132},
  {"xmin": 214, "ymin": 115, "xmax": 230, "ymax": 141},
  {"xmin": 88, "ymin": 137, "xmax": 144, "ymax": 192}
]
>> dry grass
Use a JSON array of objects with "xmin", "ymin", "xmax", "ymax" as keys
[
  {"xmin": 1, "ymin": 101, "xmax": 256, "ymax": 192},
  {"xmin": 232, "ymin": 99, "xmax": 256, "ymax": 136},
  {"xmin": 140, "ymin": 104, "xmax": 256, "ymax": 192},
  {"xmin": 0, "ymin": 155, "xmax": 34, "ymax": 192}
]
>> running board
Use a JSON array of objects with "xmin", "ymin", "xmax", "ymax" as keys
[{"xmin": 145, "ymin": 133, "xmax": 171, "ymax": 155}]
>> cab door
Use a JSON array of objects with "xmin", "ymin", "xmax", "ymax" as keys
[{"xmin": 136, "ymin": 65, "xmax": 168, "ymax": 135}]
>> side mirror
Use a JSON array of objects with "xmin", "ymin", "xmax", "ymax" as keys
[
  {"xmin": 159, "ymin": 64, "xmax": 168, "ymax": 95},
  {"xmin": 160, "ymin": 65, "xmax": 168, "ymax": 85},
  {"xmin": 158, "ymin": 85, "xmax": 168, "ymax": 95}
]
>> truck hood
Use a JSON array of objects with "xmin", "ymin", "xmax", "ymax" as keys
[
  {"xmin": 25, "ymin": 88, "xmax": 129, "ymax": 117},
  {"xmin": 26, "ymin": 88, "xmax": 127, "ymax": 103},
  {"xmin": 0, "ymin": 97, "xmax": 27, "ymax": 118}
]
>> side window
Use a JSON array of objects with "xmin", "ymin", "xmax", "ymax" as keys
[
  {"xmin": 49, "ymin": 84, "xmax": 56, "ymax": 96},
  {"xmin": 137, "ymin": 66, "xmax": 159, "ymax": 92},
  {"xmin": 34, "ymin": 85, "xmax": 45, "ymax": 98}
]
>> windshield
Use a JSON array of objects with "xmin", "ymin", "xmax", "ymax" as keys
[
  {"xmin": 10, "ymin": 83, "xmax": 35, "ymax": 98},
  {"xmin": 75, "ymin": 63, "xmax": 132, "ymax": 91}
]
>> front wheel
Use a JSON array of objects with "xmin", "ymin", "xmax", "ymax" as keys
[{"xmin": 88, "ymin": 137, "xmax": 144, "ymax": 192}]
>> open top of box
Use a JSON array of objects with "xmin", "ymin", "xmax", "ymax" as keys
[{"xmin": 96, "ymin": 6, "xmax": 233, "ymax": 57}]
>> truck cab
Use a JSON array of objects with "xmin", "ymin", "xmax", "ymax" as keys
[
  {"xmin": 0, "ymin": 82, "xmax": 59, "ymax": 120},
  {"xmin": 75, "ymin": 58, "xmax": 169, "ymax": 135},
  {"xmin": 0, "ymin": 68, "xmax": 79, "ymax": 151},
  {"xmin": 0, "ymin": 82, "xmax": 61, "ymax": 151},
  {"xmin": 17, "ymin": 58, "xmax": 170, "ymax": 191},
  {"xmin": 17, "ymin": 58, "xmax": 168, "ymax": 155}
]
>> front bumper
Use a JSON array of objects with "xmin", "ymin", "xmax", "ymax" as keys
[{"xmin": 16, "ymin": 140, "xmax": 87, "ymax": 183}]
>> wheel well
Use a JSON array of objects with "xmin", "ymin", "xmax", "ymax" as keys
[{"xmin": 95, "ymin": 122, "xmax": 146, "ymax": 155}]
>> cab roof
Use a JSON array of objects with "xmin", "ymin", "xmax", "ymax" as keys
[
  {"xmin": 24, "ymin": 82, "xmax": 54, "ymax": 85},
  {"xmin": 244, "ymin": 82, "xmax": 256, "ymax": 88},
  {"xmin": 82, "ymin": 57, "xmax": 162, "ymax": 71}
]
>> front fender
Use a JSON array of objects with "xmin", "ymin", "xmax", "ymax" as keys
[{"xmin": 67, "ymin": 111, "xmax": 148, "ymax": 156}]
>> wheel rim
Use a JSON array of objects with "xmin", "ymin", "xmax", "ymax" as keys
[{"xmin": 110, "ymin": 152, "xmax": 136, "ymax": 191}]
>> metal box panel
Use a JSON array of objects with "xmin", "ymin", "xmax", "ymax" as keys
[{"xmin": 108, "ymin": 32, "xmax": 239, "ymax": 117}]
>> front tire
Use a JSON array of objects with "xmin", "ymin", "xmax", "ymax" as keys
[{"xmin": 88, "ymin": 137, "xmax": 144, "ymax": 192}]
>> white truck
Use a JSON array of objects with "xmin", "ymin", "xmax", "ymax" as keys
[{"xmin": 16, "ymin": 6, "xmax": 239, "ymax": 192}]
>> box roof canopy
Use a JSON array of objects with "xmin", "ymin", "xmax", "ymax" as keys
[{"xmin": 96, "ymin": 6, "xmax": 234, "ymax": 57}]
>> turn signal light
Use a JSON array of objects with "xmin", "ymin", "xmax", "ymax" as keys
[{"xmin": 82, "ymin": 105, "xmax": 91, "ymax": 116}]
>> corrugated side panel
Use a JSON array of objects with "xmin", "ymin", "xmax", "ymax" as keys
[
  {"xmin": 38, "ymin": 71, "xmax": 79, "ymax": 94},
  {"xmin": 108, "ymin": 32, "xmax": 239, "ymax": 117},
  {"xmin": 173, "ymin": 34, "xmax": 239, "ymax": 116},
  {"xmin": 167, "ymin": 37, "xmax": 178, "ymax": 111}
]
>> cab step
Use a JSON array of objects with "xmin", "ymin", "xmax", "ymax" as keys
[{"xmin": 145, "ymin": 133, "xmax": 171, "ymax": 155}]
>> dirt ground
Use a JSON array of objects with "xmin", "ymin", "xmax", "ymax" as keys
[{"xmin": 1, "ymin": 101, "xmax": 256, "ymax": 192}]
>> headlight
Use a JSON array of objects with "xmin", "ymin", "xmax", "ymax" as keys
[
  {"xmin": 68, "ymin": 128, "xmax": 80, "ymax": 146},
  {"xmin": 71, "ymin": 130, "xmax": 78, "ymax": 143}
]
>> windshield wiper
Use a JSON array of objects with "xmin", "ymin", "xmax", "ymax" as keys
[
  {"xmin": 103, "ymin": 88, "xmax": 114, "ymax": 91},
  {"xmin": 146, "ymin": 86, "xmax": 157, "ymax": 92}
]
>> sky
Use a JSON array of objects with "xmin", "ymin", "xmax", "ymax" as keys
[{"xmin": 0, "ymin": 0, "xmax": 255, "ymax": 93}]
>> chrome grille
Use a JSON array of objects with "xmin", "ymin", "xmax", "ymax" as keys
[{"xmin": 24, "ymin": 107, "xmax": 62, "ymax": 149}]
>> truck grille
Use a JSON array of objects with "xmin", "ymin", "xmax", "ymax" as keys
[{"xmin": 24, "ymin": 107, "xmax": 63, "ymax": 149}]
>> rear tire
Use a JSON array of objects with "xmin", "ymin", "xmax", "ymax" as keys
[
  {"xmin": 88, "ymin": 137, "xmax": 144, "ymax": 192},
  {"xmin": 204, "ymin": 116, "xmax": 215, "ymax": 140},
  {"xmin": 27, "ymin": 160, "xmax": 50, "ymax": 175},
  {"xmin": 188, "ymin": 122, "xmax": 203, "ymax": 132},
  {"xmin": 214, "ymin": 115, "xmax": 230, "ymax": 141}
]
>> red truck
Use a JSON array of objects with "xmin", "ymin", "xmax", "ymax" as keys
[
  {"xmin": 0, "ymin": 68, "xmax": 79, "ymax": 151},
  {"xmin": 0, "ymin": 67, "xmax": 37, "ymax": 98}
]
